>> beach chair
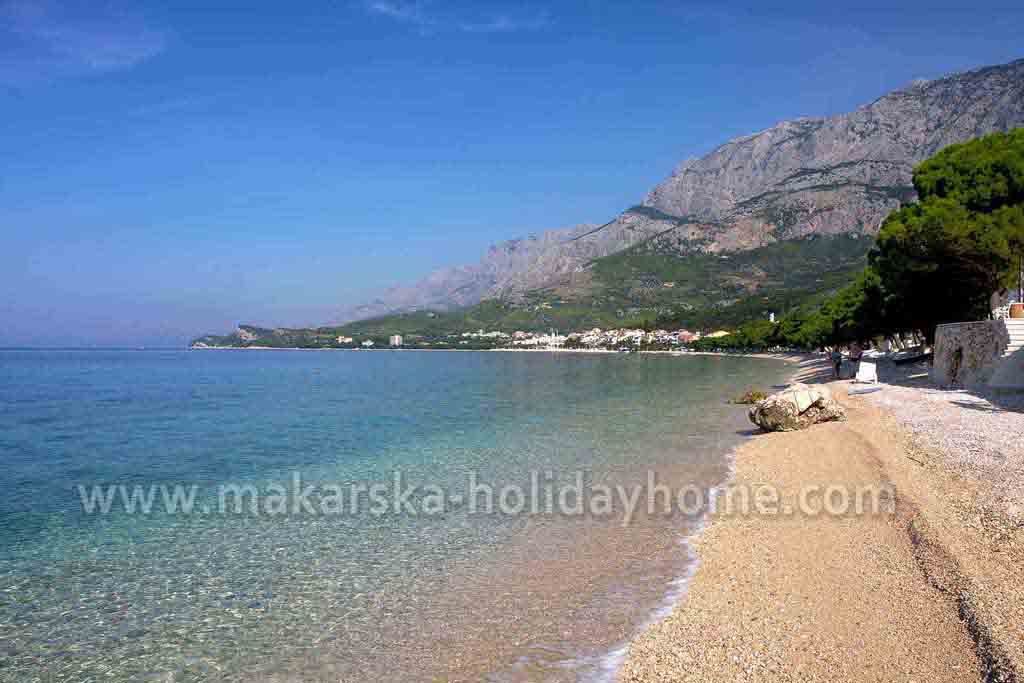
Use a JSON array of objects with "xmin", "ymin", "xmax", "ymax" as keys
[{"xmin": 854, "ymin": 360, "xmax": 878, "ymax": 383}]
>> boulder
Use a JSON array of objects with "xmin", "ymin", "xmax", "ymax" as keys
[{"xmin": 748, "ymin": 383, "xmax": 846, "ymax": 432}]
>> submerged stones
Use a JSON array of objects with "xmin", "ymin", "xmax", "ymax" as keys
[{"xmin": 748, "ymin": 383, "xmax": 846, "ymax": 432}]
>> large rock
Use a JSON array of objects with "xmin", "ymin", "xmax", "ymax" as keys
[{"xmin": 748, "ymin": 383, "xmax": 846, "ymax": 432}]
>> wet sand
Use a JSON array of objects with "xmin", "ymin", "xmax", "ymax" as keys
[{"xmin": 619, "ymin": 366, "xmax": 1024, "ymax": 682}]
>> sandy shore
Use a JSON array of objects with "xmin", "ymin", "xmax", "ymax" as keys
[{"xmin": 621, "ymin": 359, "xmax": 1023, "ymax": 682}]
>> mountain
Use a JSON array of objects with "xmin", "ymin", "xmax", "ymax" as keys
[
  {"xmin": 333, "ymin": 220, "xmax": 659, "ymax": 322},
  {"xmin": 332, "ymin": 58, "xmax": 1024, "ymax": 325},
  {"xmin": 336, "ymin": 224, "xmax": 589, "ymax": 322},
  {"xmin": 192, "ymin": 232, "xmax": 874, "ymax": 349},
  {"xmin": 347, "ymin": 230, "xmax": 875, "ymax": 331}
]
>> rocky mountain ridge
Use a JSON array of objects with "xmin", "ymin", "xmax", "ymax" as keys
[{"xmin": 336, "ymin": 58, "xmax": 1024, "ymax": 324}]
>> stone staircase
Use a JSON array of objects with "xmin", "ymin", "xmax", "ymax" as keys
[
  {"xmin": 1005, "ymin": 318, "xmax": 1024, "ymax": 353},
  {"xmin": 988, "ymin": 318, "xmax": 1024, "ymax": 389}
]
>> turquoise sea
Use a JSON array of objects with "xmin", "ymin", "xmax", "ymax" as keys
[{"xmin": 0, "ymin": 350, "xmax": 788, "ymax": 682}]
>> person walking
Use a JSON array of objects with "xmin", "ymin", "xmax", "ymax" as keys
[
  {"xmin": 849, "ymin": 342, "xmax": 864, "ymax": 377},
  {"xmin": 830, "ymin": 348, "xmax": 843, "ymax": 379}
]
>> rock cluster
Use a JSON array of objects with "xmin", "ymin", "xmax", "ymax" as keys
[{"xmin": 748, "ymin": 383, "xmax": 846, "ymax": 432}]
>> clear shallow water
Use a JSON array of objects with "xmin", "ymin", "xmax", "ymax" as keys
[{"xmin": 0, "ymin": 350, "xmax": 787, "ymax": 682}]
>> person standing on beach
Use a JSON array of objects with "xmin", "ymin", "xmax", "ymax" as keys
[
  {"xmin": 850, "ymin": 342, "xmax": 864, "ymax": 376},
  {"xmin": 830, "ymin": 348, "xmax": 843, "ymax": 378}
]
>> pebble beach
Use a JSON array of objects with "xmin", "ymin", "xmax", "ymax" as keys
[{"xmin": 620, "ymin": 356, "xmax": 1024, "ymax": 682}]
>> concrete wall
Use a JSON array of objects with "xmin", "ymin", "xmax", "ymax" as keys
[
  {"xmin": 931, "ymin": 320, "xmax": 1009, "ymax": 389},
  {"xmin": 988, "ymin": 345, "xmax": 1024, "ymax": 389}
]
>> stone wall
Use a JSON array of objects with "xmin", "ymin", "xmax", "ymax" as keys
[{"xmin": 931, "ymin": 321, "xmax": 1009, "ymax": 388}]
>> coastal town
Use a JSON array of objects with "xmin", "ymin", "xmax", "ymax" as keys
[
  {"xmin": 373, "ymin": 326, "xmax": 734, "ymax": 350},
  {"xmin": 192, "ymin": 324, "xmax": 737, "ymax": 351}
]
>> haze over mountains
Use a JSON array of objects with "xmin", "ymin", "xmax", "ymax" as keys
[{"xmin": 335, "ymin": 58, "xmax": 1024, "ymax": 326}]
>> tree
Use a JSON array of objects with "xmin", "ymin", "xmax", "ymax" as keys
[
  {"xmin": 821, "ymin": 269, "xmax": 888, "ymax": 346},
  {"xmin": 868, "ymin": 129, "xmax": 1024, "ymax": 341},
  {"xmin": 913, "ymin": 129, "xmax": 1024, "ymax": 213}
]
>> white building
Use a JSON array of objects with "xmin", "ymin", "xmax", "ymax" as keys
[
  {"xmin": 361, "ymin": 340, "xmax": 375, "ymax": 348},
  {"xmin": 389, "ymin": 335, "xmax": 403, "ymax": 347}
]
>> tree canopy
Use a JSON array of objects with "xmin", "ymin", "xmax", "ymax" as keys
[
  {"xmin": 869, "ymin": 129, "xmax": 1024, "ymax": 341},
  {"xmin": 913, "ymin": 128, "xmax": 1024, "ymax": 213}
]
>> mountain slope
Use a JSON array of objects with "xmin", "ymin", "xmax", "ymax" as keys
[
  {"xmin": 640, "ymin": 59, "xmax": 1024, "ymax": 247},
  {"xmin": 193, "ymin": 233, "xmax": 873, "ymax": 348},
  {"xmin": 333, "ymin": 58, "xmax": 1024, "ymax": 325},
  {"xmin": 337, "ymin": 224, "xmax": 589, "ymax": 322}
]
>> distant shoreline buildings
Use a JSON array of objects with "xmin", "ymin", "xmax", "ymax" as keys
[{"xmin": 193, "ymin": 324, "xmax": 735, "ymax": 351}]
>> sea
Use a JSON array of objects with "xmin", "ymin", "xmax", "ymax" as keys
[{"xmin": 0, "ymin": 349, "xmax": 788, "ymax": 682}]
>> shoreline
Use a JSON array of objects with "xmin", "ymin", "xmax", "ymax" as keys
[
  {"xmin": 619, "ymin": 362, "xmax": 1023, "ymax": 681},
  {"xmin": 593, "ymin": 355, "xmax": 822, "ymax": 682},
  {"xmin": 567, "ymin": 353, "xmax": 807, "ymax": 683}
]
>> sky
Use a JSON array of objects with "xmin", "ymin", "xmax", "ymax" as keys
[{"xmin": 2, "ymin": 1, "xmax": 1023, "ymax": 347}]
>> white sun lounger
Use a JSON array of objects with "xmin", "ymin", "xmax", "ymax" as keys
[{"xmin": 854, "ymin": 360, "xmax": 878, "ymax": 384}]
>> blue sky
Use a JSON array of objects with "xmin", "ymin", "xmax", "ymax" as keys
[{"xmin": 2, "ymin": 0, "xmax": 1023, "ymax": 346}]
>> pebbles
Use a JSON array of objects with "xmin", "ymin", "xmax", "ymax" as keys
[
  {"xmin": 620, "ymin": 361, "xmax": 988, "ymax": 682},
  {"xmin": 863, "ymin": 361, "xmax": 1024, "ymax": 525}
]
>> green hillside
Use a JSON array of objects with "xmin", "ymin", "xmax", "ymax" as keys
[
  {"xmin": 588, "ymin": 231, "xmax": 873, "ymax": 330},
  {"xmin": 193, "ymin": 234, "xmax": 873, "ymax": 347},
  {"xmin": 345, "ymin": 233, "xmax": 873, "ymax": 336}
]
